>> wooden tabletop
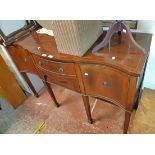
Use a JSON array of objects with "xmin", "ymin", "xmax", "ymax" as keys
[{"xmin": 12, "ymin": 31, "xmax": 152, "ymax": 76}]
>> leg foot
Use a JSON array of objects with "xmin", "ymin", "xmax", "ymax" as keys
[
  {"xmin": 124, "ymin": 111, "xmax": 131, "ymax": 134},
  {"xmin": 88, "ymin": 119, "xmax": 93, "ymax": 124},
  {"xmin": 82, "ymin": 95, "xmax": 93, "ymax": 124}
]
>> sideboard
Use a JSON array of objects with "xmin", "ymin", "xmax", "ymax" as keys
[{"xmin": 6, "ymin": 31, "xmax": 152, "ymax": 133}]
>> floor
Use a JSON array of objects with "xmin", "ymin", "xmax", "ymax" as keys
[
  {"xmin": 3, "ymin": 84, "xmax": 137, "ymax": 134},
  {"xmin": 129, "ymin": 88, "xmax": 155, "ymax": 133}
]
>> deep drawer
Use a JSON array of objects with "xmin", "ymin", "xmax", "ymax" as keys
[
  {"xmin": 39, "ymin": 70, "xmax": 80, "ymax": 92},
  {"xmin": 80, "ymin": 64, "xmax": 129, "ymax": 107}
]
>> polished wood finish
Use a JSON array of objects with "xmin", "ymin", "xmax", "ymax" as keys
[
  {"xmin": 82, "ymin": 95, "xmax": 93, "ymax": 124},
  {"xmin": 124, "ymin": 76, "xmax": 138, "ymax": 133},
  {"xmin": 124, "ymin": 111, "xmax": 131, "ymax": 134},
  {"xmin": 39, "ymin": 70, "xmax": 80, "ymax": 92},
  {"xmin": 0, "ymin": 55, "xmax": 26, "ymax": 108},
  {"xmin": 80, "ymin": 64, "xmax": 129, "ymax": 108},
  {"xmin": 33, "ymin": 55, "xmax": 77, "ymax": 76},
  {"xmin": 43, "ymin": 76, "xmax": 59, "ymax": 107},
  {"xmin": 8, "ymin": 45, "xmax": 36, "ymax": 74},
  {"xmin": 15, "ymin": 32, "xmax": 151, "ymax": 76},
  {"xmin": 6, "ymin": 31, "xmax": 152, "ymax": 133}
]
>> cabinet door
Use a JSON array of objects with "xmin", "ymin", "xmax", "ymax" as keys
[
  {"xmin": 80, "ymin": 64, "xmax": 129, "ymax": 107},
  {"xmin": 7, "ymin": 46, "xmax": 36, "ymax": 74}
]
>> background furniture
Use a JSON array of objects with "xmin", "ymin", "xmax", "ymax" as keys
[
  {"xmin": 0, "ymin": 20, "xmax": 44, "ymax": 95},
  {"xmin": 0, "ymin": 54, "xmax": 26, "ymax": 108},
  {"xmin": 6, "ymin": 31, "xmax": 152, "ymax": 133}
]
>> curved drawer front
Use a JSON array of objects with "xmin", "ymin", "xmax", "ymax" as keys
[
  {"xmin": 39, "ymin": 70, "xmax": 80, "ymax": 92},
  {"xmin": 80, "ymin": 64, "xmax": 129, "ymax": 107},
  {"xmin": 33, "ymin": 55, "xmax": 76, "ymax": 76}
]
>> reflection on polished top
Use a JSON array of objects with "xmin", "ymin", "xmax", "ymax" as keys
[{"xmin": 13, "ymin": 31, "xmax": 152, "ymax": 76}]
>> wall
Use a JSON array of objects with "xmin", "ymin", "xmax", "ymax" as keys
[
  {"xmin": 132, "ymin": 20, "xmax": 155, "ymax": 33},
  {"xmin": 134, "ymin": 20, "xmax": 155, "ymax": 90}
]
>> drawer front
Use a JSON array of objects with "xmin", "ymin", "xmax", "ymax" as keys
[
  {"xmin": 7, "ymin": 46, "xmax": 35, "ymax": 73},
  {"xmin": 80, "ymin": 64, "xmax": 129, "ymax": 107},
  {"xmin": 39, "ymin": 70, "xmax": 80, "ymax": 92},
  {"xmin": 33, "ymin": 55, "xmax": 76, "ymax": 76}
]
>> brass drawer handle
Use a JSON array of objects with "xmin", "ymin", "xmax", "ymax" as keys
[
  {"xmin": 58, "ymin": 67, "xmax": 64, "ymax": 73},
  {"xmin": 103, "ymin": 80, "xmax": 109, "ymax": 87}
]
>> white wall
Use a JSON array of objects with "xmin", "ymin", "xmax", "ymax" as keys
[
  {"xmin": 132, "ymin": 20, "xmax": 155, "ymax": 33},
  {"xmin": 133, "ymin": 20, "xmax": 155, "ymax": 90},
  {"xmin": 142, "ymin": 21, "xmax": 155, "ymax": 90}
]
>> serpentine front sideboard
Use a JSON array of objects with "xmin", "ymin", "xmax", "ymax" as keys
[{"xmin": 6, "ymin": 31, "xmax": 152, "ymax": 133}]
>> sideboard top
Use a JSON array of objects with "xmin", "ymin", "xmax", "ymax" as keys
[{"xmin": 10, "ymin": 31, "xmax": 152, "ymax": 76}]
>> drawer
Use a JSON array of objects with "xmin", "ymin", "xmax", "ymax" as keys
[
  {"xmin": 39, "ymin": 70, "xmax": 80, "ymax": 92},
  {"xmin": 80, "ymin": 64, "xmax": 129, "ymax": 107},
  {"xmin": 33, "ymin": 55, "xmax": 76, "ymax": 76},
  {"xmin": 7, "ymin": 46, "xmax": 35, "ymax": 73}
]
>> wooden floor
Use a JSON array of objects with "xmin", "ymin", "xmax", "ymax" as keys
[{"xmin": 129, "ymin": 88, "xmax": 155, "ymax": 134}]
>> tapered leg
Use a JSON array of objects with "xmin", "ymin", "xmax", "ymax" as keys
[
  {"xmin": 82, "ymin": 95, "xmax": 93, "ymax": 124},
  {"xmin": 22, "ymin": 72, "xmax": 39, "ymax": 97},
  {"xmin": 43, "ymin": 81, "xmax": 59, "ymax": 107},
  {"xmin": 124, "ymin": 111, "xmax": 131, "ymax": 134}
]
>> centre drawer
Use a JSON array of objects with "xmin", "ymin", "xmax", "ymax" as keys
[
  {"xmin": 80, "ymin": 64, "xmax": 129, "ymax": 107},
  {"xmin": 33, "ymin": 55, "xmax": 76, "ymax": 76}
]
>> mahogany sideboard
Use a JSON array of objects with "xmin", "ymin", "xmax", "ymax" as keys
[{"xmin": 6, "ymin": 31, "xmax": 152, "ymax": 133}]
